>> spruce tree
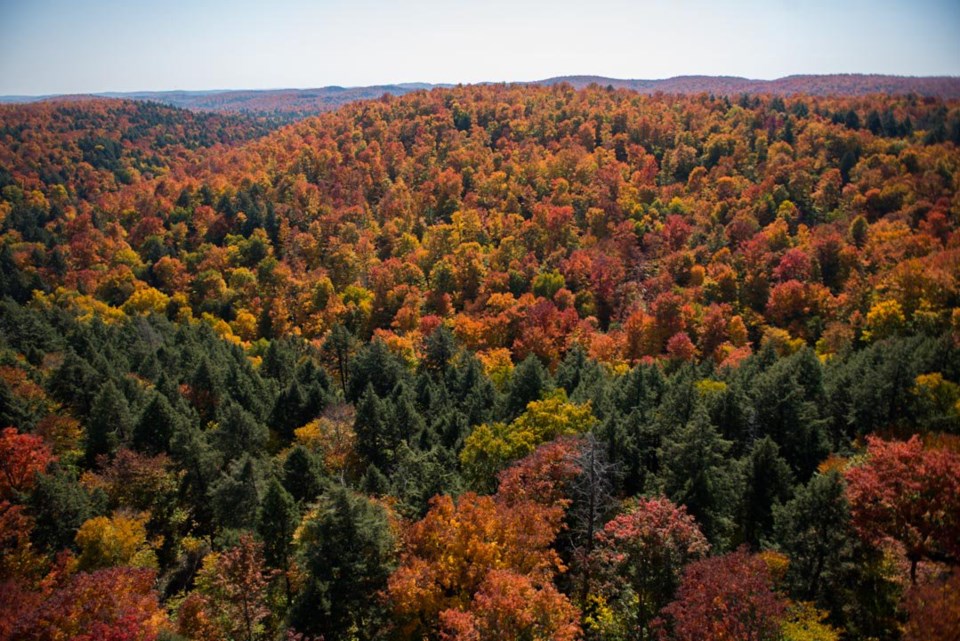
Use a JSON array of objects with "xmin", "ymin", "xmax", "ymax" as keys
[
  {"xmin": 738, "ymin": 436, "xmax": 794, "ymax": 547},
  {"xmin": 353, "ymin": 385, "xmax": 395, "ymax": 470},
  {"xmin": 282, "ymin": 445, "xmax": 325, "ymax": 505},
  {"xmin": 85, "ymin": 381, "xmax": 133, "ymax": 464},
  {"xmin": 660, "ymin": 402, "xmax": 739, "ymax": 546},
  {"xmin": 290, "ymin": 488, "xmax": 395, "ymax": 641},
  {"xmin": 210, "ymin": 454, "xmax": 265, "ymax": 532},
  {"xmin": 213, "ymin": 401, "xmax": 268, "ymax": 462},
  {"xmin": 258, "ymin": 478, "xmax": 299, "ymax": 603},
  {"xmin": 133, "ymin": 392, "xmax": 184, "ymax": 455},
  {"xmin": 504, "ymin": 355, "xmax": 548, "ymax": 419}
]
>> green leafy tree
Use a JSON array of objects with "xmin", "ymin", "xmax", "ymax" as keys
[{"xmin": 461, "ymin": 390, "xmax": 595, "ymax": 492}]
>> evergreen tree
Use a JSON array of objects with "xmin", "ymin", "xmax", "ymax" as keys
[
  {"xmin": 773, "ymin": 471, "xmax": 854, "ymax": 609},
  {"xmin": 751, "ymin": 352, "xmax": 829, "ymax": 480},
  {"xmin": 346, "ymin": 339, "xmax": 407, "ymax": 403},
  {"xmin": 361, "ymin": 463, "xmax": 390, "ymax": 496},
  {"xmin": 261, "ymin": 337, "xmax": 298, "ymax": 387},
  {"xmin": 323, "ymin": 323, "xmax": 357, "ymax": 393},
  {"xmin": 258, "ymin": 478, "xmax": 299, "ymax": 603},
  {"xmin": 660, "ymin": 402, "xmax": 739, "ymax": 546},
  {"xmin": 170, "ymin": 422, "xmax": 222, "ymax": 534},
  {"xmin": 290, "ymin": 488, "xmax": 395, "ymax": 641},
  {"xmin": 189, "ymin": 357, "xmax": 221, "ymax": 425},
  {"xmin": 452, "ymin": 354, "xmax": 496, "ymax": 422},
  {"xmin": 738, "ymin": 436, "xmax": 794, "ymax": 547},
  {"xmin": 133, "ymin": 392, "xmax": 185, "ymax": 455},
  {"xmin": 282, "ymin": 445, "xmax": 325, "ymax": 505},
  {"xmin": 390, "ymin": 381, "xmax": 426, "ymax": 445},
  {"xmin": 504, "ymin": 355, "xmax": 548, "ymax": 419},
  {"xmin": 353, "ymin": 385, "xmax": 397, "ymax": 470},
  {"xmin": 772, "ymin": 470, "xmax": 902, "ymax": 637},
  {"xmin": 213, "ymin": 400, "xmax": 268, "ymax": 462},
  {"xmin": 270, "ymin": 379, "xmax": 310, "ymax": 439},
  {"xmin": 29, "ymin": 466, "xmax": 98, "ymax": 552},
  {"xmin": 422, "ymin": 324, "xmax": 456, "ymax": 378},
  {"xmin": 85, "ymin": 381, "xmax": 133, "ymax": 464},
  {"xmin": 210, "ymin": 454, "xmax": 265, "ymax": 532},
  {"xmin": 48, "ymin": 349, "xmax": 101, "ymax": 416},
  {"xmin": 556, "ymin": 344, "xmax": 590, "ymax": 396},
  {"xmin": 389, "ymin": 443, "xmax": 462, "ymax": 518}
]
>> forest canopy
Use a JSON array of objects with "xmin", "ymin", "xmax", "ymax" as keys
[{"xmin": 1, "ymin": 83, "xmax": 959, "ymax": 640}]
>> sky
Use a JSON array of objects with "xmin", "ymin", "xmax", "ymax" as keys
[{"xmin": 0, "ymin": 0, "xmax": 958, "ymax": 95}]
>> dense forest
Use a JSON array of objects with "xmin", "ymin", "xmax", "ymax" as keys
[{"xmin": 1, "ymin": 83, "xmax": 959, "ymax": 640}]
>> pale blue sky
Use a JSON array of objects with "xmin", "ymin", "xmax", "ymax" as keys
[{"xmin": 1, "ymin": 0, "xmax": 958, "ymax": 95}]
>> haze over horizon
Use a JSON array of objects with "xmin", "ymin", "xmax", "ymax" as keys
[{"xmin": 1, "ymin": 0, "xmax": 958, "ymax": 96}]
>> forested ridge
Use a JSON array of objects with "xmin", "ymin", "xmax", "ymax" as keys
[{"xmin": 1, "ymin": 84, "xmax": 959, "ymax": 640}]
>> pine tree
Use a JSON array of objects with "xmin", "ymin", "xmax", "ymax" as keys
[
  {"xmin": 189, "ymin": 357, "xmax": 221, "ymax": 425},
  {"xmin": 258, "ymin": 478, "xmax": 299, "ymax": 603},
  {"xmin": 210, "ymin": 455, "xmax": 265, "ymax": 532},
  {"xmin": 270, "ymin": 380, "xmax": 309, "ymax": 440},
  {"xmin": 290, "ymin": 488, "xmax": 395, "ymax": 641},
  {"xmin": 29, "ymin": 465, "xmax": 96, "ymax": 552},
  {"xmin": 346, "ymin": 339, "xmax": 406, "ymax": 403},
  {"xmin": 133, "ymin": 392, "xmax": 184, "ymax": 455},
  {"xmin": 660, "ymin": 402, "xmax": 739, "ymax": 546},
  {"xmin": 170, "ymin": 422, "xmax": 222, "ymax": 534},
  {"xmin": 751, "ymin": 352, "xmax": 829, "ymax": 480},
  {"xmin": 422, "ymin": 324, "xmax": 457, "ymax": 378},
  {"xmin": 213, "ymin": 401, "xmax": 268, "ymax": 462},
  {"xmin": 48, "ymin": 350, "xmax": 101, "ymax": 416},
  {"xmin": 354, "ymin": 385, "xmax": 396, "ymax": 470},
  {"xmin": 504, "ymin": 355, "xmax": 548, "ymax": 419},
  {"xmin": 773, "ymin": 471, "xmax": 853, "ymax": 607},
  {"xmin": 738, "ymin": 436, "xmax": 794, "ymax": 547},
  {"xmin": 86, "ymin": 381, "xmax": 133, "ymax": 464},
  {"xmin": 282, "ymin": 445, "xmax": 325, "ymax": 505},
  {"xmin": 323, "ymin": 323, "xmax": 356, "ymax": 393},
  {"xmin": 261, "ymin": 337, "xmax": 298, "ymax": 387},
  {"xmin": 390, "ymin": 381, "xmax": 426, "ymax": 444}
]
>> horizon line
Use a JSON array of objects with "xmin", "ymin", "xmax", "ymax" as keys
[{"xmin": 4, "ymin": 72, "xmax": 960, "ymax": 101}]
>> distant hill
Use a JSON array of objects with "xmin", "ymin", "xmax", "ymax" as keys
[
  {"xmin": 0, "ymin": 85, "xmax": 441, "ymax": 124},
  {"xmin": 2, "ymin": 75, "xmax": 958, "ymax": 119},
  {"xmin": 537, "ymin": 74, "xmax": 960, "ymax": 98},
  {"xmin": 104, "ymin": 84, "xmax": 445, "ymax": 115}
]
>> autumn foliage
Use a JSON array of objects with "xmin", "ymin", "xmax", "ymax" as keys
[
  {"xmin": 656, "ymin": 549, "xmax": 787, "ymax": 641},
  {"xmin": 844, "ymin": 435, "xmax": 960, "ymax": 581},
  {"xmin": 0, "ymin": 82, "xmax": 958, "ymax": 641}
]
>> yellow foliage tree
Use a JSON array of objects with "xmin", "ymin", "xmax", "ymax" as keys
[
  {"xmin": 75, "ymin": 511, "xmax": 157, "ymax": 571},
  {"xmin": 123, "ymin": 286, "xmax": 170, "ymax": 316},
  {"xmin": 863, "ymin": 299, "xmax": 906, "ymax": 342},
  {"xmin": 478, "ymin": 348, "xmax": 514, "ymax": 390},
  {"xmin": 460, "ymin": 390, "xmax": 595, "ymax": 490},
  {"xmin": 780, "ymin": 602, "xmax": 841, "ymax": 641}
]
